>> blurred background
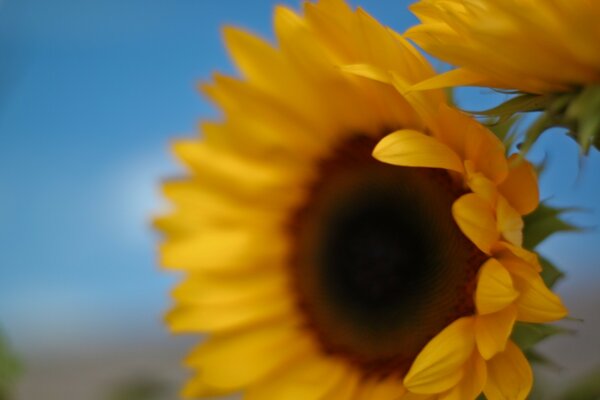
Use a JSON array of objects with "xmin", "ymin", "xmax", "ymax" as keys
[{"xmin": 0, "ymin": 0, "xmax": 598, "ymax": 399}]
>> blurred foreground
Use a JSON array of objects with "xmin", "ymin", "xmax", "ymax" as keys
[{"xmin": 9, "ymin": 275, "xmax": 600, "ymax": 400}]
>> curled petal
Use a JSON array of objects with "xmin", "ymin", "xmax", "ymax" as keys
[
  {"xmin": 404, "ymin": 317, "xmax": 475, "ymax": 394},
  {"xmin": 484, "ymin": 341, "xmax": 533, "ymax": 400},
  {"xmin": 466, "ymin": 165, "xmax": 498, "ymax": 206},
  {"xmin": 496, "ymin": 196, "xmax": 524, "ymax": 247},
  {"xmin": 493, "ymin": 242, "xmax": 542, "ymax": 272},
  {"xmin": 498, "ymin": 155, "xmax": 539, "ymax": 215},
  {"xmin": 504, "ymin": 258, "xmax": 568, "ymax": 323},
  {"xmin": 373, "ymin": 129, "xmax": 464, "ymax": 172},
  {"xmin": 438, "ymin": 352, "xmax": 487, "ymax": 400},
  {"xmin": 452, "ymin": 194, "xmax": 499, "ymax": 254},
  {"xmin": 475, "ymin": 305, "xmax": 517, "ymax": 360},
  {"xmin": 475, "ymin": 259, "xmax": 519, "ymax": 315}
]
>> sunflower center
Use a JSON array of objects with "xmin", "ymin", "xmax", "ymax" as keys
[{"xmin": 289, "ymin": 135, "xmax": 485, "ymax": 377}]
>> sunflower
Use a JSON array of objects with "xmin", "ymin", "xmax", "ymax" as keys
[
  {"xmin": 406, "ymin": 0, "xmax": 600, "ymax": 94},
  {"xmin": 156, "ymin": 1, "xmax": 567, "ymax": 399},
  {"xmin": 406, "ymin": 0, "xmax": 600, "ymax": 151}
]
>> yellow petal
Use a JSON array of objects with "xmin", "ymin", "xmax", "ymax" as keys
[
  {"xmin": 401, "ymin": 392, "xmax": 437, "ymax": 400},
  {"xmin": 404, "ymin": 317, "xmax": 475, "ymax": 394},
  {"xmin": 160, "ymin": 227, "xmax": 289, "ymax": 272},
  {"xmin": 171, "ymin": 268, "xmax": 287, "ymax": 305},
  {"xmin": 353, "ymin": 377, "xmax": 406, "ymax": 400},
  {"xmin": 275, "ymin": 4, "xmax": 389, "ymax": 132},
  {"xmin": 326, "ymin": 369, "xmax": 361, "ymax": 400},
  {"xmin": 185, "ymin": 322, "xmax": 313, "ymax": 390},
  {"xmin": 484, "ymin": 341, "xmax": 532, "ymax": 400},
  {"xmin": 373, "ymin": 129, "xmax": 463, "ymax": 172},
  {"xmin": 504, "ymin": 259, "xmax": 568, "ymax": 323},
  {"xmin": 358, "ymin": 9, "xmax": 427, "ymax": 81},
  {"xmin": 172, "ymin": 139, "xmax": 305, "ymax": 202},
  {"xmin": 223, "ymin": 26, "xmax": 284, "ymax": 90},
  {"xmin": 167, "ymin": 269, "xmax": 292, "ymax": 334},
  {"xmin": 463, "ymin": 127, "xmax": 508, "ymax": 185},
  {"xmin": 438, "ymin": 352, "xmax": 487, "ymax": 400},
  {"xmin": 158, "ymin": 178, "xmax": 282, "ymax": 235},
  {"xmin": 452, "ymin": 194, "xmax": 499, "ymax": 254},
  {"xmin": 303, "ymin": 0, "xmax": 360, "ymax": 64},
  {"xmin": 475, "ymin": 305, "xmax": 517, "ymax": 360},
  {"xmin": 367, "ymin": 378, "xmax": 406, "ymax": 400},
  {"xmin": 201, "ymin": 74, "xmax": 331, "ymax": 157},
  {"xmin": 475, "ymin": 258, "xmax": 519, "ymax": 315},
  {"xmin": 411, "ymin": 68, "xmax": 491, "ymax": 91},
  {"xmin": 245, "ymin": 355, "xmax": 349, "ymax": 400},
  {"xmin": 434, "ymin": 105, "xmax": 508, "ymax": 184},
  {"xmin": 222, "ymin": 27, "xmax": 335, "ymax": 131},
  {"xmin": 305, "ymin": 8, "xmax": 414, "ymax": 131},
  {"xmin": 498, "ymin": 156, "xmax": 539, "ymax": 215},
  {"xmin": 496, "ymin": 196, "xmax": 524, "ymax": 246},
  {"xmin": 340, "ymin": 63, "xmax": 391, "ymax": 83},
  {"xmin": 156, "ymin": 192, "xmax": 275, "ymax": 239},
  {"xmin": 274, "ymin": 5, "xmax": 330, "ymax": 74},
  {"xmin": 493, "ymin": 243, "xmax": 542, "ymax": 273},
  {"xmin": 391, "ymin": 73, "xmax": 442, "ymax": 123},
  {"xmin": 166, "ymin": 293, "xmax": 295, "ymax": 334},
  {"xmin": 465, "ymin": 163, "xmax": 498, "ymax": 206},
  {"xmin": 200, "ymin": 119, "xmax": 311, "ymax": 162},
  {"xmin": 181, "ymin": 377, "xmax": 233, "ymax": 399}
]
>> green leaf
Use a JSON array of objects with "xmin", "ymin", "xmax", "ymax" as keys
[
  {"xmin": 523, "ymin": 349, "xmax": 561, "ymax": 370},
  {"xmin": 512, "ymin": 322, "xmax": 573, "ymax": 352},
  {"xmin": 556, "ymin": 367, "xmax": 600, "ymax": 400},
  {"xmin": 523, "ymin": 203, "xmax": 579, "ymax": 250},
  {"xmin": 0, "ymin": 331, "xmax": 21, "ymax": 400}
]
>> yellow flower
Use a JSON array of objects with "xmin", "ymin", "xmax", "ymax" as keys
[
  {"xmin": 406, "ymin": 0, "xmax": 600, "ymax": 94},
  {"xmin": 406, "ymin": 0, "xmax": 600, "ymax": 152},
  {"xmin": 156, "ymin": 1, "xmax": 567, "ymax": 399}
]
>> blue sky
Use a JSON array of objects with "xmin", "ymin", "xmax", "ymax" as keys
[{"xmin": 0, "ymin": 0, "xmax": 598, "ymax": 353}]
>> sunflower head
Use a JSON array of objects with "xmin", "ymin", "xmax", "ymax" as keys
[
  {"xmin": 406, "ymin": 0, "xmax": 600, "ymax": 94},
  {"xmin": 156, "ymin": 1, "xmax": 567, "ymax": 399},
  {"xmin": 406, "ymin": 0, "xmax": 600, "ymax": 152}
]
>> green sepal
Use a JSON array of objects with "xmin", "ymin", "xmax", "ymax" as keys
[
  {"xmin": 469, "ymin": 85, "xmax": 600, "ymax": 154},
  {"xmin": 539, "ymin": 256, "xmax": 565, "ymax": 289},
  {"xmin": 522, "ymin": 203, "xmax": 579, "ymax": 250},
  {"xmin": 516, "ymin": 110, "xmax": 554, "ymax": 155},
  {"xmin": 516, "ymin": 92, "xmax": 573, "ymax": 154},
  {"xmin": 512, "ymin": 322, "xmax": 574, "ymax": 352},
  {"xmin": 471, "ymin": 93, "xmax": 558, "ymax": 124},
  {"xmin": 516, "ymin": 86, "xmax": 600, "ymax": 154},
  {"xmin": 523, "ymin": 348, "xmax": 561, "ymax": 370},
  {"xmin": 487, "ymin": 114, "xmax": 521, "ymax": 152},
  {"xmin": 564, "ymin": 84, "xmax": 600, "ymax": 153}
]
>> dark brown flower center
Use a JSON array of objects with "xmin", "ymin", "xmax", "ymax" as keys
[{"xmin": 288, "ymin": 134, "xmax": 486, "ymax": 378}]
